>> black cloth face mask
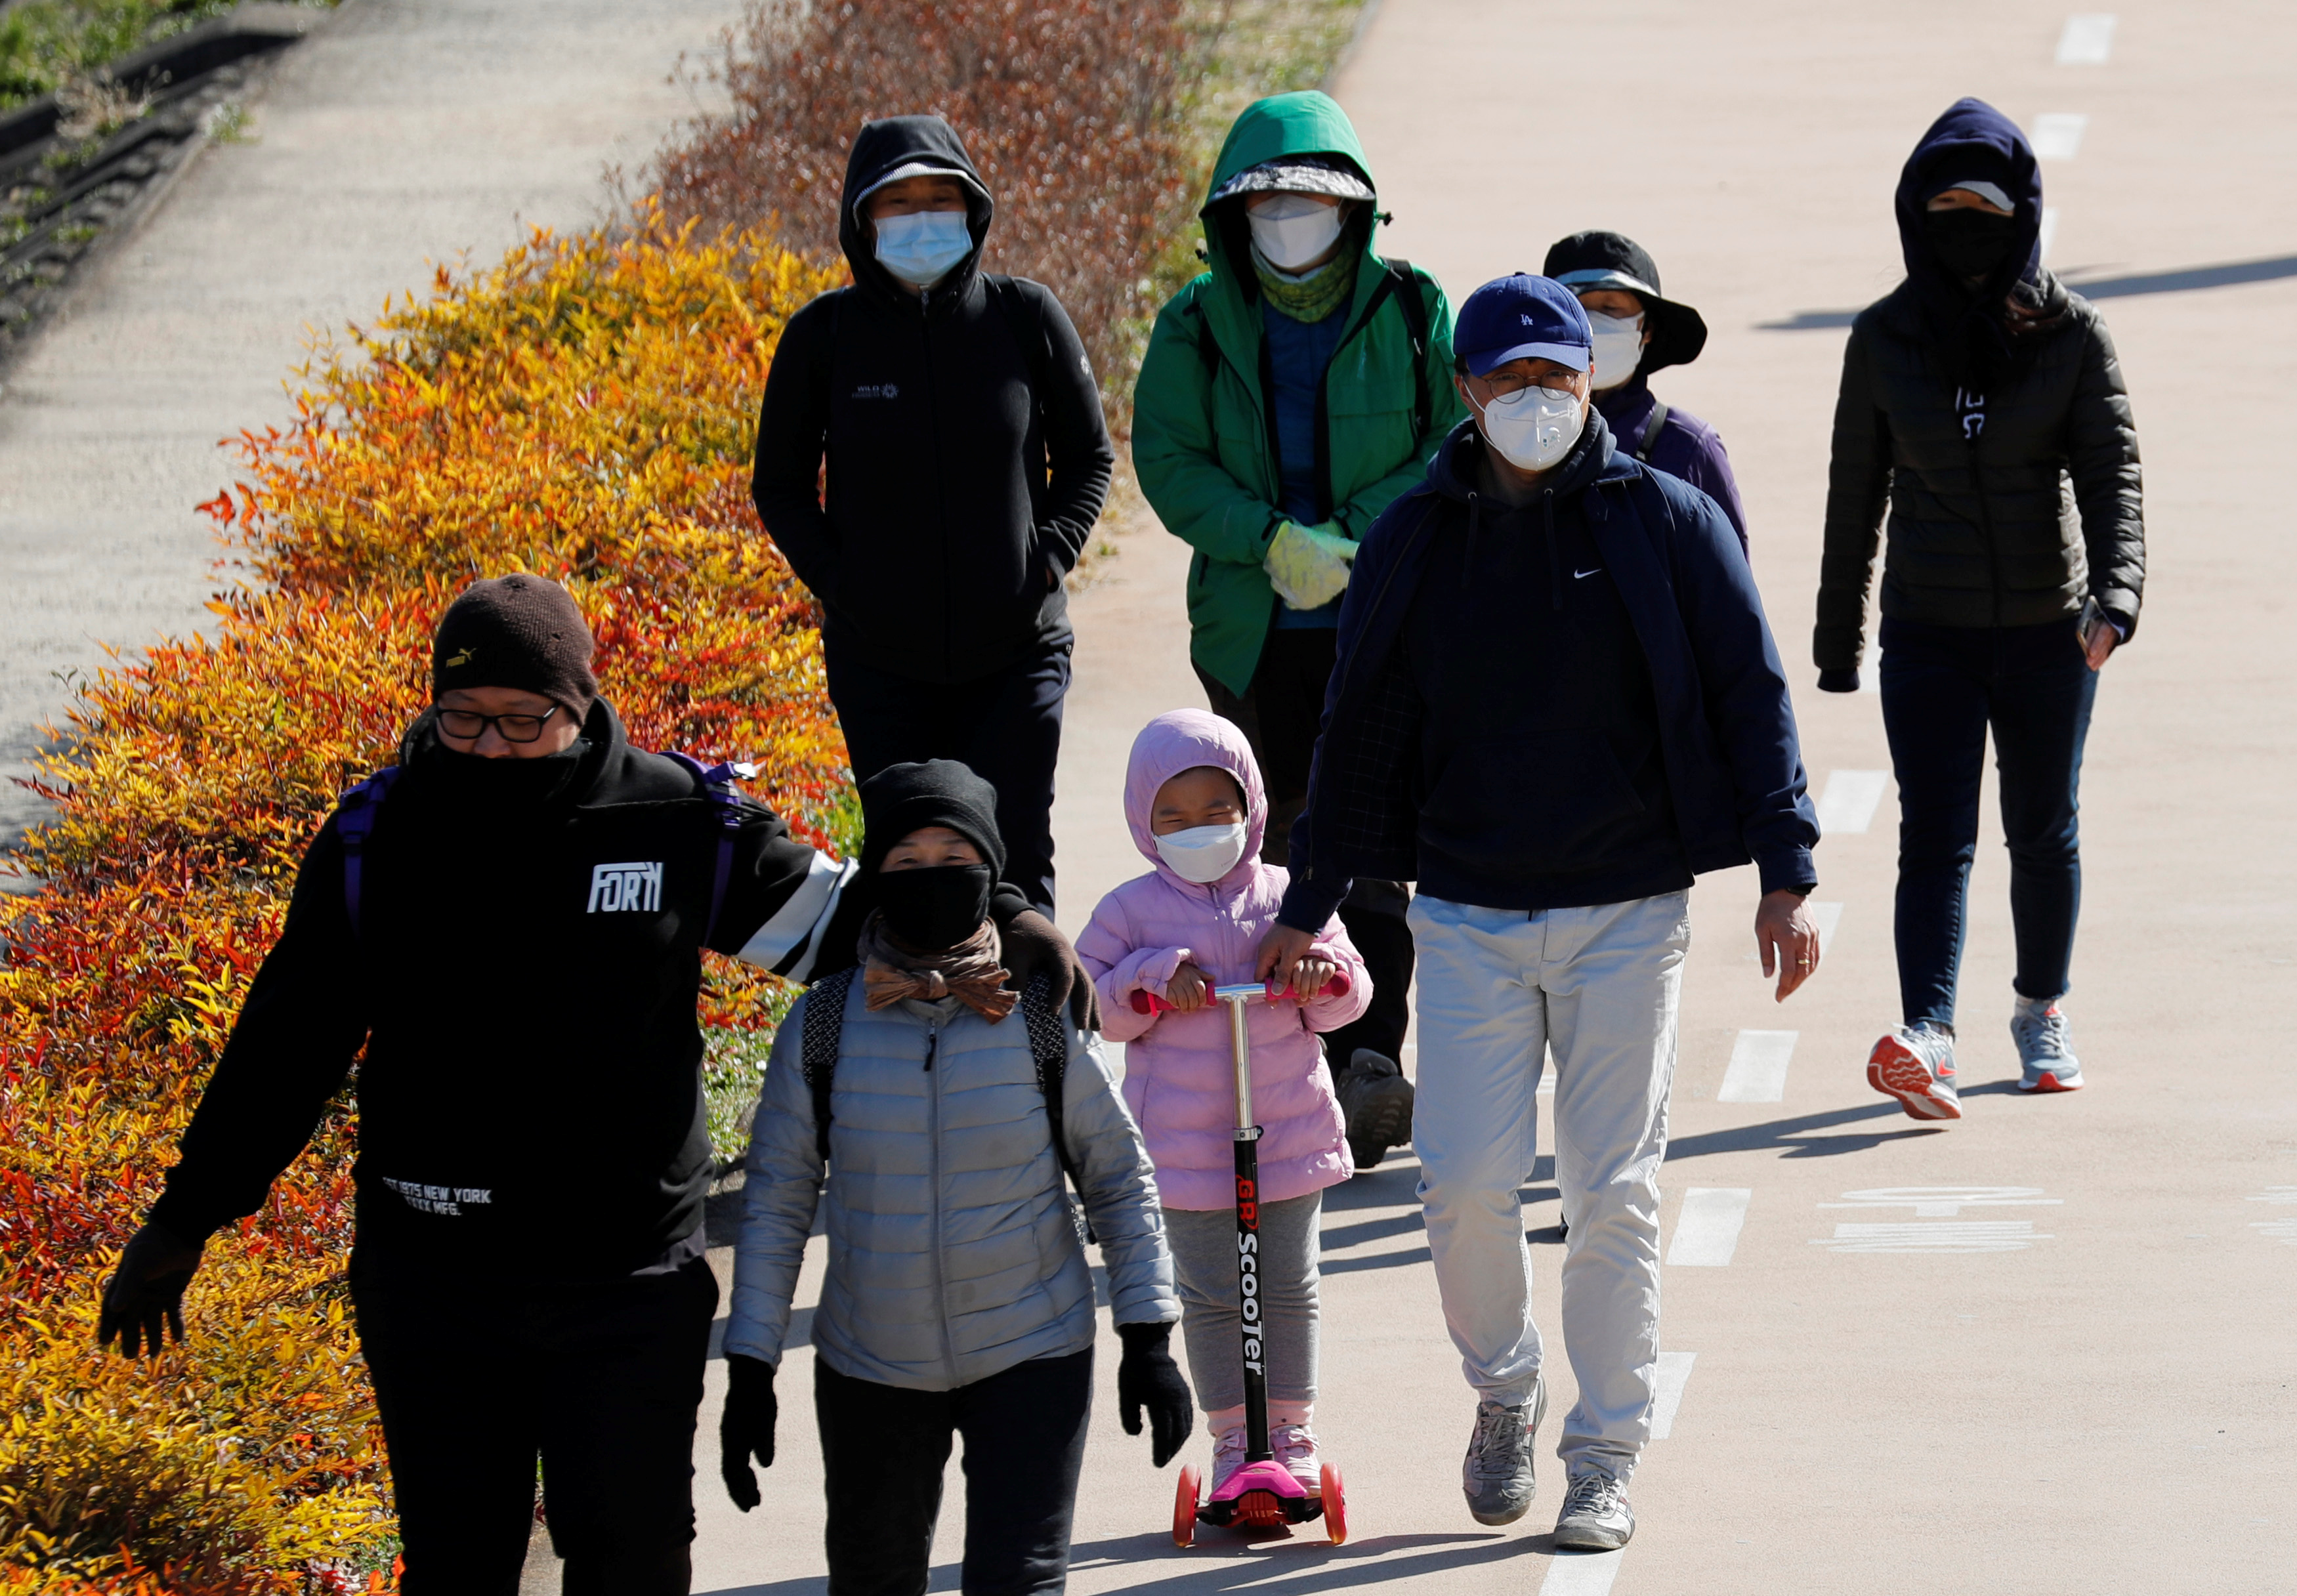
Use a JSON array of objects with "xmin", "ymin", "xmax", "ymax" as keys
[
  {"xmin": 425, "ymin": 738, "xmax": 589, "ymax": 810},
  {"xmin": 1924, "ymin": 207, "xmax": 2019, "ymax": 284},
  {"xmin": 874, "ymin": 864, "xmax": 996, "ymax": 951}
]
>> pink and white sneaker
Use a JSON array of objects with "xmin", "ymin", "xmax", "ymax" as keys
[
  {"xmin": 1868, "ymin": 1026, "xmax": 1962, "ymax": 1120},
  {"xmin": 1270, "ymin": 1418, "xmax": 1321, "ymax": 1494}
]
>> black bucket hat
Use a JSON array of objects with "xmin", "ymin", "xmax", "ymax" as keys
[
  {"xmin": 1542, "ymin": 231, "xmax": 1709, "ymax": 375},
  {"xmin": 1206, "ymin": 152, "xmax": 1376, "ymax": 207}
]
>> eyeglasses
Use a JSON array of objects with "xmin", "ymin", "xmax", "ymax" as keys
[
  {"xmin": 1471, "ymin": 368, "xmax": 1585, "ymax": 405},
  {"xmin": 436, "ymin": 705, "xmax": 563, "ymax": 744}
]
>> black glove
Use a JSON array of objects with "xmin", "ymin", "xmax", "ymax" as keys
[
  {"xmin": 719, "ymin": 1353, "xmax": 778, "ymax": 1512},
  {"xmin": 96, "ymin": 1220, "xmax": 204, "ymax": 1358},
  {"xmin": 1116, "ymin": 1321, "xmax": 1194, "ymax": 1467},
  {"xmin": 1817, "ymin": 667, "xmax": 1861, "ymax": 694},
  {"xmin": 1001, "ymin": 907, "xmax": 1101, "ymax": 1032}
]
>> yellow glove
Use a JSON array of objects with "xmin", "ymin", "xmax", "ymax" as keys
[{"xmin": 1263, "ymin": 520, "xmax": 1356, "ymax": 610}]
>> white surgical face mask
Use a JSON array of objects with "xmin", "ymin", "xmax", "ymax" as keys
[
  {"xmin": 1247, "ymin": 194, "xmax": 1345, "ymax": 272},
  {"xmin": 1586, "ymin": 311, "xmax": 1645, "ymax": 391},
  {"xmin": 874, "ymin": 209, "xmax": 972, "ymax": 288},
  {"xmin": 1475, "ymin": 383, "xmax": 1586, "ymax": 472},
  {"xmin": 1154, "ymin": 821, "xmax": 1251, "ymax": 884}
]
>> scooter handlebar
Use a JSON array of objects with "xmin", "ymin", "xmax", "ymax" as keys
[{"xmin": 1127, "ymin": 972, "xmax": 1350, "ymax": 1016}]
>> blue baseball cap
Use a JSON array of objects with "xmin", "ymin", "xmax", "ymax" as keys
[{"xmin": 1454, "ymin": 273, "xmax": 1593, "ymax": 376}]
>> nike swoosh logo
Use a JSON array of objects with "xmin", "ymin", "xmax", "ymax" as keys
[{"xmin": 1574, "ymin": 566, "xmax": 1603, "ymax": 579}]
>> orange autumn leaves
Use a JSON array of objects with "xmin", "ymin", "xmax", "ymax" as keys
[{"xmin": 0, "ymin": 213, "xmax": 848, "ymax": 1589}]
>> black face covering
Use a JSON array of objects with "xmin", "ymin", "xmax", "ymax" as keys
[
  {"xmin": 1923, "ymin": 207, "xmax": 2018, "ymax": 285},
  {"xmin": 875, "ymin": 864, "xmax": 995, "ymax": 950},
  {"xmin": 426, "ymin": 739, "xmax": 589, "ymax": 810}
]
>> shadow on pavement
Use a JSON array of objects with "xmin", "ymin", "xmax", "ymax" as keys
[
  {"xmin": 694, "ymin": 1530, "xmax": 1524, "ymax": 1596},
  {"xmin": 1664, "ymin": 1101, "xmax": 1944, "ymax": 1160},
  {"xmin": 1755, "ymin": 251, "xmax": 2297, "ymax": 329}
]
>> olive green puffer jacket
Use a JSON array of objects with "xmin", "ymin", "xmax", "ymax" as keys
[{"xmin": 1815, "ymin": 272, "xmax": 2144, "ymax": 672}]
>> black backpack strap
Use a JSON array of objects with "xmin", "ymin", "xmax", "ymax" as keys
[
  {"xmin": 662, "ymin": 751, "xmax": 758, "ymax": 949},
  {"xmin": 1019, "ymin": 970, "xmax": 1095, "ymax": 1243},
  {"xmin": 799, "ymin": 965, "xmax": 860, "ymax": 1167},
  {"xmin": 1634, "ymin": 400, "xmax": 1672, "ymax": 464},
  {"xmin": 334, "ymin": 765, "xmax": 406, "ymax": 939},
  {"xmin": 1381, "ymin": 258, "xmax": 1434, "ymax": 442}
]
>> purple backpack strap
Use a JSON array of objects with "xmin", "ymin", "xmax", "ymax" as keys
[
  {"xmin": 664, "ymin": 751, "xmax": 757, "ymax": 948},
  {"xmin": 334, "ymin": 765, "xmax": 406, "ymax": 938}
]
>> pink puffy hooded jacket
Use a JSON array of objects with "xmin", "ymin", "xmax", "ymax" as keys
[{"xmin": 1079, "ymin": 710, "xmax": 1370, "ymax": 1211}]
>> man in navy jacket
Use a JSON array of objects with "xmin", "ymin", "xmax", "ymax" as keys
[{"xmin": 1257, "ymin": 276, "xmax": 1821, "ymax": 1553}]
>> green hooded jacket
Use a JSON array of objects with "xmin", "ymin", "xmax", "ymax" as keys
[{"xmin": 1133, "ymin": 91, "xmax": 1463, "ymax": 697}]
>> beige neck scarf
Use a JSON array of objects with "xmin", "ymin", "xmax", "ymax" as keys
[{"xmin": 858, "ymin": 914, "xmax": 1017, "ymax": 1024}]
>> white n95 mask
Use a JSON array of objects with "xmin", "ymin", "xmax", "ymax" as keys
[
  {"xmin": 1154, "ymin": 822, "xmax": 1251, "ymax": 884},
  {"xmin": 1586, "ymin": 311, "xmax": 1645, "ymax": 391},
  {"xmin": 1476, "ymin": 385, "xmax": 1586, "ymax": 472},
  {"xmin": 875, "ymin": 210, "xmax": 971, "ymax": 288},
  {"xmin": 1248, "ymin": 195, "xmax": 1345, "ymax": 272}
]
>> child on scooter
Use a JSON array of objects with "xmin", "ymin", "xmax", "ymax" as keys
[{"xmin": 1079, "ymin": 710, "xmax": 1371, "ymax": 1499}]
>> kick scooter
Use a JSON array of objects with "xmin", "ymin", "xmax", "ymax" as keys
[{"xmin": 1129, "ymin": 978, "xmax": 1349, "ymax": 1546}]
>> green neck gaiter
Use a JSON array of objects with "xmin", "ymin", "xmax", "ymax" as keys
[{"xmin": 1252, "ymin": 245, "xmax": 1357, "ymax": 325}]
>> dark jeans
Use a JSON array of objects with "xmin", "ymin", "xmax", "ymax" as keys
[
  {"xmin": 827, "ymin": 637, "xmax": 1071, "ymax": 915},
  {"xmin": 348, "ymin": 1251, "xmax": 718, "ymax": 1596},
  {"xmin": 1198, "ymin": 627, "xmax": 1414, "ymax": 1063},
  {"xmin": 816, "ymin": 1349, "xmax": 1093, "ymax": 1596},
  {"xmin": 1880, "ymin": 614, "xmax": 2098, "ymax": 1031}
]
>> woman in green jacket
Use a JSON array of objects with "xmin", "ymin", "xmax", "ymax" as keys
[{"xmin": 1133, "ymin": 91, "xmax": 1460, "ymax": 1169}]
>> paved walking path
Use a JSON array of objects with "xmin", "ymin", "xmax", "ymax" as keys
[
  {"xmin": 693, "ymin": 2, "xmax": 2294, "ymax": 1592},
  {"xmin": 0, "ymin": 0, "xmax": 743, "ymax": 856}
]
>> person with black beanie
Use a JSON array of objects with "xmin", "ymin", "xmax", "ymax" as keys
[
  {"xmin": 1815, "ymin": 99, "xmax": 2145, "ymax": 1120},
  {"xmin": 750, "ymin": 113, "xmax": 1116, "ymax": 916},
  {"xmin": 719, "ymin": 759, "xmax": 1189, "ymax": 1596},
  {"xmin": 95, "ymin": 576, "xmax": 1094, "ymax": 1596}
]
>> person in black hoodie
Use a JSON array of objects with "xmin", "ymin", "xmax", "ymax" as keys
[
  {"xmin": 751, "ymin": 114, "xmax": 1116, "ymax": 915},
  {"xmin": 94, "ymin": 576, "xmax": 1090, "ymax": 1596},
  {"xmin": 1816, "ymin": 99, "xmax": 2145, "ymax": 1120}
]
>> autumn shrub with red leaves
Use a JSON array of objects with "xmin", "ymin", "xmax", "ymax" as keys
[{"xmin": 646, "ymin": 0, "xmax": 1206, "ymax": 440}]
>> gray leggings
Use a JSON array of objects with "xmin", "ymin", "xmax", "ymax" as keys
[{"xmin": 1162, "ymin": 1192, "xmax": 1321, "ymax": 1411}]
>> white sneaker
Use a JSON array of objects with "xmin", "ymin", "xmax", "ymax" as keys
[
  {"xmin": 1210, "ymin": 1419, "xmax": 1248, "ymax": 1494},
  {"xmin": 1868, "ymin": 1024, "xmax": 1961, "ymax": 1120},
  {"xmin": 1269, "ymin": 1419, "xmax": 1320, "ymax": 1492},
  {"xmin": 2011, "ymin": 996, "xmax": 2084, "ymax": 1092},
  {"xmin": 1553, "ymin": 1468, "xmax": 1635, "ymax": 1549}
]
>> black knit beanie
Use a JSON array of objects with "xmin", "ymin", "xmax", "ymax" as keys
[
  {"xmin": 856, "ymin": 761, "xmax": 1007, "ymax": 881},
  {"xmin": 431, "ymin": 574, "xmax": 599, "ymax": 717}
]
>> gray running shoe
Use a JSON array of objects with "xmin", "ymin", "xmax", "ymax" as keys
[
  {"xmin": 1553, "ymin": 1467, "xmax": 1635, "ymax": 1550},
  {"xmin": 1461, "ymin": 1378, "xmax": 1546, "ymax": 1525},
  {"xmin": 2010, "ymin": 998, "xmax": 2084, "ymax": 1093},
  {"xmin": 1867, "ymin": 1024, "xmax": 1961, "ymax": 1121},
  {"xmin": 1336, "ymin": 1047, "xmax": 1416, "ymax": 1170}
]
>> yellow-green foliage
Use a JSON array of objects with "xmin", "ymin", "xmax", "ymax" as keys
[{"xmin": 1, "ymin": 211, "xmax": 849, "ymax": 1590}]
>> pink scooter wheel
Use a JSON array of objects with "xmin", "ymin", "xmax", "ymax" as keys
[
  {"xmin": 1173, "ymin": 1465, "xmax": 1200, "ymax": 1547},
  {"xmin": 1321, "ymin": 1463, "xmax": 1347, "ymax": 1544}
]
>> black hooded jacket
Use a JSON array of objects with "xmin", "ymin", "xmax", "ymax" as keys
[
  {"xmin": 1817, "ymin": 98, "xmax": 2145, "ymax": 672},
  {"xmin": 146, "ymin": 701, "xmax": 1022, "ymax": 1278},
  {"xmin": 750, "ymin": 116, "xmax": 1116, "ymax": 683}
]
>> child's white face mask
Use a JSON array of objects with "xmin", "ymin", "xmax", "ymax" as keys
[{"xmin": 1154, "ymin": 822, "xmax": 1250, "ymax": 883}]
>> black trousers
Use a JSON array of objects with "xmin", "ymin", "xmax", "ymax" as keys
[
  {"xmin": 348, "ymin": 1251, "xmax": 719, "ymax": 1596},
  {"xmin": 1198, "ymin": 627, "xmax": 1414, "ymax": 1063},
  {"xmin": 816, "ymin": 1349, "xmax": 1093, "ymax": 1596},
  {"xmin": 826, "ymin": 637, "xmax": 1071, "ymax": 915}
]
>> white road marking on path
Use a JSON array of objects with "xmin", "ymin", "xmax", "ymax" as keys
[
  {"xmin": 2040, "ymin": 207, "xmax": 2062, "ymax": 260},
  {"xmin": 1719, "ymin": 1030, "xmax": 1797, "ymax": 1104},
  {"xmin": 2248, "ymin": 1186, "xmax": 2297, "ymax": 1245},
  {"xmin": 2055, "ymin": 12, "xmax": 2117, "ymax": 64},
  {"xmin": 1821, "ymin": 1186, "xmax": 2062, "ymax": 1217},
  {"xmin": 2032, "ymin": 112, "xmax": 2090, "ymax": 159},
  {"xmin": 1668, "ymin": 1188, "xmax": 1752, "ymax": 1266},
  {"xmin": 1815, "ymin": 769, "xmax": 1887, "ymax": 835},
  {"xmin": 1649, "ymin": 1349, "xmax": 1697, "ymax": 1439},
  {"xmin": 1809, "ymin": 901, "xmax": 1842, "ymax": 955},
  {"xmin": 1815, "ymin": 1186, "xmax": 2061, "ymax": 1252},
  {"xmin": 1539, "ymin": 1551, "xmax": 1625, "ymax": 1596},
  {"xmin": 1816, "ymin": 1221, "xmax": 2050, "ymax": 1253}
]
